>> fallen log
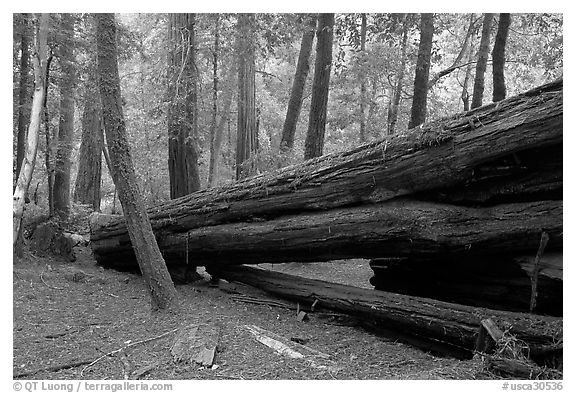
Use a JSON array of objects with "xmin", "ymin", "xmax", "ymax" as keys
[
  {"xmin": 91, "ymin": 80, "xmax": 563, "ymax": 263},
  {"xmin": 206, "ymin": 265, "xmax": 562, "ymax": 361},
  {"xmin": 93, "ymin": 198, "xmax": 561, "ymax": 269},
  {"xmin": 369, "ymin": 253, "xmax": 563, "ymax": 316}
]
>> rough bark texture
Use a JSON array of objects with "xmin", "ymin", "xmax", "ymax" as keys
[
  {"xmin": 280, "ymin": 15, "xmax": 316, "ymax": 152},
  {"xmin": 90, "ymin": 80, "xmax": 563, "ymax": 263},
  {"xmin": 370, "ymin": 253, "xmax": 562, "ymax": 316},
  {"xmin": 93, "ymin": 198, "xmax": 561, "ymax": 269},
  {"xmin": 236, "ymin": 14, "xmax": 258, "ymax": 180},
  {"xmin": 13, "ymin": 13, "xmax": 49, "ymax": 246},
  {"xmin": 74, "ymin": 69, "xmax": 103, "ymax": 211},
  {"xmin": 208, "ymin": 86, "xmax": 233, "ymax": 187},
  {"xmin": 408, "ymin": 13, "xmax": 434, "ymax": 129},
  {"xmin": 207, "ymin": 16, "xmax": 220, "ymax": 186},
  {"xmin": 206, "ymin": 265, "xmax": 562, "ymax": 359},
  {"xmin": 44, "ymin": 54, "xmax": 55, "ymax": 217},
  {"xmin": 471, "ymin": 14, "xmax": 495, "ymax": 109},
  {"xmin": 304, "ymin": 13, "xmax": 334, "ymax": 160},
  {"xmin": 53, "ymin": 13, "xmax": 76, "ymax": 220},
  {"xmin": 492, "ymin": 13, "xmax": 512, "ymax": 102},
  {"xmin": 387, "ymin": 14, "xmax": 408, "ymax": 135},
  {"xmin": 15, "ymin": 13, "xmax": 31, "ymax": 188},
  {"xmin": 96, "ymin": 13, "xmax": 178, "ymax": 310},
  {"xmin": 167, "ymin": 13, "xmax": 201, "ymax": 199},
  {"xmin": 358, "ymin": 13, "xmax": 367, "ymax": 142}
]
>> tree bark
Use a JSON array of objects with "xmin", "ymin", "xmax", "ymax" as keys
[
  {"xmin": 96, "ymin": 13, "xmax": 178, "ymax": 310},
  {"xmin": 280, "ymin": 14, "xmax": 317, "ymax": 152},
  {"xmin": 492, "ymin": 13, "xmax": 512, "ymax": 102},
  {"xmin": 461, "ymin": 31, "xmax": 476, "ymax": 112},
  {"xmin": 44, "ymin": 54, "xmax": 54, "ymax": 217},
  {"xmin": 167, "ymin": 13, "xmax": 201, "ymax": 199},
  {"xmin": 206, "ymin": 265, "xmax": 561, "ymax": 359},
  {"xmin": 13, "ymin": 13, "xmax": 49, "ymax": 247},
  {"xmin": 358, "ymin": 13, "xmax": 367, "ymax": 143},
  {"xmin": 236, "ymin": 13, "xmax": 258, "ymax": 180},
  {"xmin": 304, "ymin": 13, "xmax": 334, "ymax": 160},
  {"xmin": 208, "ymin": 83, "xmax": 233, "ymax": 187},
  {"xmin": 89, "ymin": 80, "xmax": 563, "ymax": 260},
  {"xmin": 15, "ymin": 13, "xmax": 31, "ymax": 189},
  {"xmin": 53, "ymin": 13, "xmax": 76, "ymax": 220},
  {"xmin": 408, "ymin": 13, "xmax": 434, "ymax": 129},
  {"xmin": 73, "ymin": 69, "xmax": 103, "ymax": 211},
  {"xmin": 207, "ymin": 15, "xmax": 220, "ymax": 186},
  {"xmin": 387, "ymin": 14, "xmax": 409, "ymax": 135},
  {"xmin": 471, "ymin": 13, "xmax": 495, "ymax": 109}
]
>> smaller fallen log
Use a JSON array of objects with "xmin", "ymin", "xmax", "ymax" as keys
[
  {"xmin": 369, "ymin": 253, "xmax": 562, "ymax": 316},
  {"xmin": 206, "ymin": 265, "xmax": 562, "ymax": 361}
]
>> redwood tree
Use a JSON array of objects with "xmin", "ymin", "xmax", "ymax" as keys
[
  {"xmin": 96, "ymin": 13, "xmax": 178, "ymax": 310},
  {"xmin": 492, "ymin": 13, "xmax": 512, "ymax": 102},
  {"xmin": 15, "ymin": 13, "xmax": 31, "ymax": 189},
  {"xmin": 387, "ymin": 13, "xmax": 409, "ymax": 135},
  {"xmin": 408, "ymin": 13, "xmax": 434, "ymax": 129},
  {"xmin": 280, "ymin": 14, "xmax": 317, "ymax": 152},
  {"xmin": 235, "ymin": 13, "xmax": 258, "ymax": 179},
  {"xmin": 358, "ymin": 13, "xmax": 368, "ymax": 143},
  {"xmin": 471, "ymin": 13, "xmax": 495, "ymax": 109},
  {"xmin": 167, "ymin": 13, "xmax": 201, "ymax": 198},
  {"xmin": 304, "ymin": 13, "xmax": 334, "ymax": 160},
  {"xmin": 53, "ymin": 13, "xmax": 76, "ymax": 219}
]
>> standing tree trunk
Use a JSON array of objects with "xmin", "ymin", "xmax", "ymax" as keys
[
  {"xmin": 13, "ymin": 13, "xmax": 49, "ymax": 247},
  {"xmin": 167, "ymin": 13, "xmax": 201, "ymax": 199},
  {"xmin": 53, "ymin": 13, "xmax": 76, "ymax": 220},
  {"xmin": 74, "ymin": 69, "xmax": 103, "ymax": 211},
  {"xmin": 44, "ymin": 54, "xmax": 55, "ymax": 217},
  {"xmin": 280, "ymin": 14, "xmax": 317, "ymax": 152},
  {"xmin": 15, "ymin": 13, "xmax": 31, "ymax": 190},
  {"xmin": 207, "ymin": 15, "xmax": 220, "ymax": 186},
  {"xmin": 235, "ymin": 13, "xmax": 258, "ymax": 180},
  {"xmin": 208, "ymin": 82, "xmax": 233, "ymax": 187},
  {"xmin": 408, "ymin": 13, "xmax": 434, "ymax": 129},
  {"xmin": 95, "ymin": 13, "xmax": 178, "ymax": 310},
  {"xmin": 358, "ymin": 13, "xmax": 368, "ymax": 143},
  {"xmin": 492, "ymin": 13, "xmax": 512, "ymax": 102},
  {"xmin": 387, "ymin": 14, "xmax": 409, "ymax": 135},
  {"xmin": 304, "ymin": 13, "xmax": 334, "ymax": 160},
  {"xmin": 471, "ymin": 13, "xmax": 495, "ymax": 109}
]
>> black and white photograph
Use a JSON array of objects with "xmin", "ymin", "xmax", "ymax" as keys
[{"xmin": 11, "ymin": 8, "xmax": 564, "ymax": 388}]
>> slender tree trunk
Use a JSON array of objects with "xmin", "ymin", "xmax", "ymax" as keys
[
  {"xmin": 208, "ymin": 15, "xmax": 220, "ymax": 186},
  {"xmin": 408, "ymin": 13, "xmax": 434, "ymax": 129},
  {"xmin": 471, "ymin": 13, "xmax": 495, "ymax": 109},
  {"xmin": 280, "ymin": 14, "xmax": 317, "ymax": 152},
  {"xmin": 53, "ymin": 13, "xmax": 76, "ymax": 220},
  {"xmin": 15, "ymin": 13, "xmax": 31, "ymax": 190},
  {"xmin": 44, "ymin": 54, "xmax": 54, "ymax": 217},
  {"xmin": 96, "ymin": 13, "xmax": 178, "ymax": 310},
  {"xmin": 304, "ymin": 13, "xmax": 334, "ymax": 160},
  {"xmin": 387, "ymin": 14, "xmax": 409, "ymax": 135},
  {"xmin": 236, "ymin": 13, "xmax": 258, "ymax": 180},
  {"xmin": 492, "ymin": 13, "xmax": 512, "ymax": 102},
  {"xmin": 461, "ymin": 28, "xmax": 477, "ymax": 112},
  {"xmin": 359, "ymin": 13, "xmax": 368, "ymax": 143},
  {"xmin": 74, "ymin": 69, "xmax": 103, "ymax": 211},
  {"xmin": 209, "ymin": 85, "xmax": 233, "ymax": 187},
  {"xmin": 167, "ymin": 13, "xmax": 201, "ymax": 199},
  {"xmin": 13, "ymin": 13, "xmax": 49, "ymax": 247}
]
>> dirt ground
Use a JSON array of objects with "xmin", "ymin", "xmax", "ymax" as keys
[{"xmin": 13, "ymin": 246, "xmax": 486, "ymax": 380}]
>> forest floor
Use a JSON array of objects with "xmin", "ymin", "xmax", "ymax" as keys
[{"xmin": 13, "ymin": 244, "xmax": 487, "ymax": 380}]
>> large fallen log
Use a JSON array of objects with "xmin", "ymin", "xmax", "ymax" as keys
[
  {"xmin": 369, "ymin": 253, "xmax": 563, "ymax": 316},
  {"xmin": 206, "ymin": 265, "xmax": 562, "ymax": 361},
  {"xmin": 93, "ymin": 198, "xmax": 561, "ymax": 269},
  {"xmin": 91, "ymin": 80, "xmax": 563, "ymax": 263}
]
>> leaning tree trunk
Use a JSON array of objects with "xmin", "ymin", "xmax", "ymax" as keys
[
  {"xmin": 236, "ymin": 13, "xmax": 258, "ymax": 180},
  {"xmin": 387, "ymin": 13, "xmax": 409, "ymax": 135},
  {"xmin": 53, "ymin": 13, "xmax": 76, "ymax": 220},
  {"xmin": 280, "ymin": 14, "xmax": 317, "ymax": 153},
  {"xmin": 13, "ymin": 13, "xmax": 49, "ymax": 247},
  {"xmin": 96, "ymin": 13, "xmax": 178, "ymax": 311},
  {"xmin": 304, "ymin": 13, "xmax": 334, "ymax": 160},
  {"xmin": 74, "ymin": 69, "xmax": 103, "ymax": 211},
  {"xmin": 492, "ymin": 13, "xmax": 512, "ymax": 102},
  {"xmin": 15, "ymin": 13, "xmax": 31, "ymax": 190},
  {"xmin": 408, "ymin": 13, "xmax": 434, "ymax": 129},
  {"xmin": 471, "ymin": 13, "xmax": 495, "ymax": 109}
]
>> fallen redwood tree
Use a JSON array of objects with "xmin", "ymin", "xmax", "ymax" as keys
[
  {"xmin": 206, "ymin": 265, "xmax": 562, "ymax": 362},
  {"xmin": 92, "ymin": 198, "xmax": 562, "ymax": 269},
  {"xmin": 91, "ymin": 80, "xmax": 563, "ymax": 265}
]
